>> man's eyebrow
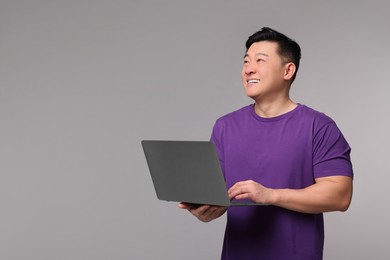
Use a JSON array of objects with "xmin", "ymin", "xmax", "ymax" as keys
[
  {"xmin": 243, "ymin": 52, "xmax": 269, "ymax": 59},
  {"xmin": 256, "ymin": 52, "xmax": 269, "ymax": 57}
]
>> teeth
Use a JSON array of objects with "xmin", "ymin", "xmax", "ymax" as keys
[{"xmin": 248, "ymin": 79, "xmax": 260, "ymax": 83}]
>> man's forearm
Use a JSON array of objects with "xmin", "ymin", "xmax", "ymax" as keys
[{"xmin": 271, "ymin": 176, "xmax": 353, "ymax": 214}]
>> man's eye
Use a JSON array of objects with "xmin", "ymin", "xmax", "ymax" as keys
[
  {"xmin": 243, "ymin": 60, "xmax": 249, "ymax": 64},
  {"xmin": 257, "ymin": 59, "xmax": 264, "ymax": 62}
]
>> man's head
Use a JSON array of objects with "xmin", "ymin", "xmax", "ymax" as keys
[{"xmin": 245, "ymin": 27, "xmax": 301, "ymax": 83}]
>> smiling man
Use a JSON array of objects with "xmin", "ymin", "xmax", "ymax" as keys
[{"xmin": 179, "ymin": 27, "xmax": 353, "ymax": 259}]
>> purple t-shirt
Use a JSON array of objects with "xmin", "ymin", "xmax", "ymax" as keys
[{"xmin": 210, "ymin": 104, "xmax": 353, "ymax": 260}]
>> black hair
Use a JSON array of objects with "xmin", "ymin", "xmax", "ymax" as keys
[{"xmin": 245, "ymin": 27, "xmax": 301, "ymax": 82}]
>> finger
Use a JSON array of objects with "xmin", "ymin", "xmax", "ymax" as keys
[
  {"xmin": 178, "ymin": 203, "xmax": 187, "ymax": 209},
  {"xmin": 228, "ymin": 185, "xmax": 248, "ymax": 199},
  {"xmin": 192, "ymin": 205, "xmax": 212, "ymax": 215},
  {"xmin": 209, "ymin": 206, "xmax": 226, "ymax": 217},
  {"xmin": 234, "ymin": 192, "xmax": 250, "ymax": 200},
  {"xmin": 193, "ymin": 205, "xmax": 223, "ymax": 218},
  {"xmin": 179, "ymin": 203, "xmax": 195, "ymax": 210},
  {"xmin": 228, "ymin": 180, "xmax": 259, "ymax": 197},
  {"xmin": 195, "ymin": 206, "xmax": 226, "ymax": 222},
  {"xmin": 179, "ymin": 202, "xmax": 202, "ymax": 210}
]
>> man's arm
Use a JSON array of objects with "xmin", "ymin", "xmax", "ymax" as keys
[{"xmin": 228, "ymin": 175, "xmax": 353, "ymax": 214}]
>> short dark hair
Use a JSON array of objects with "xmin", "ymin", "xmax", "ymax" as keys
[{"xmin": 245, "ymin": 27, "xmax": 301, "ymax": 82}]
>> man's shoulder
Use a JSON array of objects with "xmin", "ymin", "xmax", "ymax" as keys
[
  {"xmin": 216, "ymin": 104, "xmax": 252, "ymax": 122},
  {"xmin": 299, "ymin": 105, "xmax": 335, "ymax": 129},
  {"xmin": 298, "ymin": 104, "xmax": 335, "ymax": 124}
]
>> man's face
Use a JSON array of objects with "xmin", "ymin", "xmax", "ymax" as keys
[{"xmin": 241, "ymin": 41, "xmax": 289, "ymax": 101}]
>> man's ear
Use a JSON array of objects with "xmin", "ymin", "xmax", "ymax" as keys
[{"xmin": 284, "ymin": 62, "xmax": 296, "ymax": 81}]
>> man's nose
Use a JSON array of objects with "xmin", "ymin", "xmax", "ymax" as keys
[{"xmin": 244, "ymin": 62, "xmax": 256, "ymax": 74}]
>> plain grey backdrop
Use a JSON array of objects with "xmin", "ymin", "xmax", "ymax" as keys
[{"xmin": 0, "ymin": 0, "xmax": 389, "ymax": 259}]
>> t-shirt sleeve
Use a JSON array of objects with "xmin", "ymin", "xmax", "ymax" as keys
[
  {"xmin": 210, "ymin": 119, "xmax": 226, "ymax": 177},
  {"xmin": 313, "ymin": 122, "xmax": 354, "ymax": 179}
]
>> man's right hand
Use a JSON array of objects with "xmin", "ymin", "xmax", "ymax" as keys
[{"xmin": 178, "ymin": 203, "xmax": 227, "ymax": 223}]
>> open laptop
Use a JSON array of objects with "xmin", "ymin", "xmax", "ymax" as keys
[{"xmin": 141, "ymin": 140, "xmax": 265, "ymax": 207}]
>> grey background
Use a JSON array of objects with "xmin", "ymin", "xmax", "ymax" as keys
[{"xmin": 0, "ymin": 0, "xmax": 388, "ymax": 259}]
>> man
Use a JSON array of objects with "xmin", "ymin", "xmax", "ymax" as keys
[{"xmin": 179, "ymin": 27, "xmax": 353, "ymax": 259}]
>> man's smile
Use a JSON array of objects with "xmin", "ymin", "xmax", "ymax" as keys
[{"xmin": 247, "ymin": 79, "xmax": 260, "ymax": 84}]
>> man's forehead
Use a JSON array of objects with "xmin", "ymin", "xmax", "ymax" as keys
[{"xmin": 245, "ymin": 41, "xmax": 278, "ymax": 57}]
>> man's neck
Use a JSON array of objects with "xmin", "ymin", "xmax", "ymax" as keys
[{"xmin": 254, "ymin": 98, "xmax": 297, "ymax": 118}]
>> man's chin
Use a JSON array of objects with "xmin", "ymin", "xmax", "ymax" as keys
[{"xmin": 245, "ymin": 92, "xmax": 261, "ymax": 100}]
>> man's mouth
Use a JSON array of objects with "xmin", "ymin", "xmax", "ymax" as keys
[{"xmin": 247, "ymin": 79, "xmax": 260, "ymax": 84}]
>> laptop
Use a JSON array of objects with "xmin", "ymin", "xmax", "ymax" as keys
[{"xmin": 141, "ymin": 140, "xmax": 265, "ymax": 207}]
